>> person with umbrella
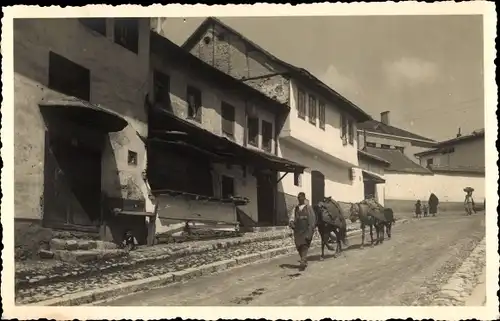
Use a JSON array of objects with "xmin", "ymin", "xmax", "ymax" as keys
[{"xmin": 464, "ymin": 187, "xmax": 475, "ymax": 215}]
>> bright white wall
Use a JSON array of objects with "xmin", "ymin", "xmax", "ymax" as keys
[
  {"xmin": 385, "ymin": 172, "xmax": 485, "ymax": 203},
  {"xmin": 277, "ymin": 142, "xmax": 364, "ymax": 204},
  {"xmin": 282, "ymin": 79, "xmax": 359, "ymax": 166},
  {"xmin": 418, "ymin": 138, "xmax": 485, "ymax": 168}
]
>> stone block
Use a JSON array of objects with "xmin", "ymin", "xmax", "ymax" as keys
[
  {"xmin": 235, "ymin": 253, "xmax": 261, "ymax": 265},
  {"xmin": 173, "ymin": 268, "xmax": 202, "ymax": 282},
  {"xmin": 38, "ymin": 249, "xmax": 54, "ymax": 259},
  {"xmin": 66, "ymin": 240, "xmax": 79, "ymax": 251},
  {"xmin": 49, "ymin": 238, "xmax": 68, "ymax": 251}
]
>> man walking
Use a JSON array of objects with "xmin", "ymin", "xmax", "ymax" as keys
[{"xmin": 289, "ymin": 192, "xmax": 316, "ymax": 271}]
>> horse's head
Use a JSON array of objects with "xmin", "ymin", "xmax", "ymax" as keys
[{"xmin": 349, "ymin": 202, "xmax": 360, "ymax": 223}]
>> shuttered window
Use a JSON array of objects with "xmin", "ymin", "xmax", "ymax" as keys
[
  {"xmin": 318, "ymin": 101, "xmax": 326, "ymax": 130},
  {"xmin": 221, "ymin": 102, "xmax": 235, "ymax": 137},
  {"xmin": 308, "ymin": 94, "xmax": 317, "ymax": 125},
  {"xmin": 297, "ymin": 89, "xmax": 306, "ymax": 119}
]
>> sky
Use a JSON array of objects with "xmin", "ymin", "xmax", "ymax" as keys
[{"xmin": 159, "ymin": 15, "xmax": 485, "ymax": 141}]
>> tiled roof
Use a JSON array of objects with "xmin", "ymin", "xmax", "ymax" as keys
[
  {"xmin": 414, "ymin": 129, "xmax": 485, "ymax": 157},
  {"xmin": 182, "ymin": 17, "xmax": 372, "ymax": 122},
  {"xmin": 357, "ymin": 120, "xmax": 435, "ymax": 143},
  {"xmin": 428, "ymin": 165, "xmax": 485, "ymax": 175},
  {"xmin": 358, "ymin": 149, "xmax": 390, "ymax": 165},
  {"xmin": 365, "ymin": 147, "xmax": 433, "ymax": 174}
]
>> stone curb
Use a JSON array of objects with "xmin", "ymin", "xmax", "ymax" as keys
[
  {"xmin": 28, "ymin": 220, "xmax": 409, "ymax": 307},
  {"xmin": 431, "ymin": 237, "xmax": 486, "ymax": 306}
]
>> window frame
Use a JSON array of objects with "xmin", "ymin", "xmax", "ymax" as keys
[
  {"xmin": 79, "ymin": 18, "xmax": 107, "ymax": 36},
  {"xmin": 297, "ymin": 88, "xmax": 306, "ymax": 120},
  {"xmin": 114, "ymin": 18, "xmax": 139, "ymax": 54},
  {"xmin": 48, "ymin": 51, "xmax": 91, "ymax": 102},
  {"xmin": 318, "ymin": 101, "xmax": 326, "ymax": 130},
  {"xmin": 153, "ymin": 70, "xmax": 170, "ymax": 106},
  {"xmin": 221, "ymin": 101, "xmax": 236, "ymax": 138},
  {"xmin": 293, "ymin": 172, "xmax": 302, "ymax": 187},
  {"xmin": 247, "ymin": 116, "xmax": 259, "ymax": 147},
  {"xmin": 308, "ymin": 94, "xmax": 317, "ymax": 126},
  {"xmin": 261, "ymin": 119, "xmax": 273, "ymax": 153},
  {"xmin": 186, "ymin": 85, "xmax": 202, "ymax": 122}
]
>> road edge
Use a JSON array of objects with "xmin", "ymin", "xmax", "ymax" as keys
[
  {"xmin": 28, "ymin": 218, "xmax": 410, "ymax": 307},
  {"xmin": 431, "ymin": 237, "xmax": 486, "ymax": 306}
]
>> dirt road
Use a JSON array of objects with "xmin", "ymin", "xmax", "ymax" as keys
[{"xmin": 100, "ymin": 212, "xmax": 485, "ymax": 306}]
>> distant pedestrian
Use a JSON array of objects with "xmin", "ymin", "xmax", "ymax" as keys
[
  {"xmin": 289, "ymin": 192, "xmax": 316, "ymax": 271},
  {"xmin": 423, "ymin": 203, "xmax": 429, "ymax": 217},
  {"xmin": 428, "ymin": 193, "xmax": 439, "ymax": 217},
  {"xmin": 464, "ymin": 190, "xmax": 475, "ymax": 216},
  {"xmin": 415, "ymin": 200, "xmax": 422, "ymax": 218}
]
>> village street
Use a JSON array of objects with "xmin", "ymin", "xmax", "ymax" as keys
[{"xmin": 100, "ymin": 212, "xmax": 485, "ymax": 306}]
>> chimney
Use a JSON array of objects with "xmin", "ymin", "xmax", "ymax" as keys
[
  {"xmin": 380, "ymin": 111, "xmax": 390, "ymax": 125},
  {"xmin": 457, "ymin": 127, "xmax": 462, "ymax": 138}
]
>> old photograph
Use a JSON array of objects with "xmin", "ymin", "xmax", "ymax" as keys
[{"xmin": 1, "ymin": 3, "xmax": 497, "ymax": 320}]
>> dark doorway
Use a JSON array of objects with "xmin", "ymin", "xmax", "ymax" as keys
[
  {"xmin": 43, "ymin": 131, "xmax": 103, "ymax": 231},
  {"xmin": 257, "ymin": 172, "xmax": 276, "ymax": 225},
  {"xmin": 221, "ymin": 175, "xmax": 235, "ymax": 199},
  {"xmin": 364, "ymin": 181, "xmax": 376, "ymax": 199},
  {"xmin": 311, "ymin": 170, "xmax": 325, "ymax": 206}
]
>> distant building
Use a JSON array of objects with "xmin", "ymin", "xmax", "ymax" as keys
[
  {"xmin": 414, "ymin": 128, "xmax": 485, "ymax": 171},
  {"xmin": 357, "ymin": 150, "xmax": 390, "ymax": 206},
  {"xmin": 358, "ymin": 111, "xmax": 436, "ymax": 164},
  {"xmin": 180, "ymin": 17, "xmax": 372, "ymax": 219}
]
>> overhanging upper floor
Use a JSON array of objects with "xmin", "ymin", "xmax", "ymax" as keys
[{"xmin": 149, "ymin": 106, "xmax": 307, "ymax": 174}]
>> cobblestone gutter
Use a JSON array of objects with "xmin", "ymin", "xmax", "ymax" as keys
[
  {"xmin": 431, "ymin": 238, "xmax": 486, "ymax": 306},
  {"xmin": 18, "ymin": 219, "xmax": 409, "ymax": 306}
]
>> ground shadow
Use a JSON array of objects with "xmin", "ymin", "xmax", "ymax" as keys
[{"xmin": 279, "ymin": 263, "xmax": 301, "ymax": 270}]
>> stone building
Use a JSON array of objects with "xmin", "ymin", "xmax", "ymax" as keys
[
  {"xmin": 14, "ymin": 18, "xmax": 152, "ymax": 258},
  {"xmin": 177, "ymin": 17, "xmax": 372, "ymax": 219}
]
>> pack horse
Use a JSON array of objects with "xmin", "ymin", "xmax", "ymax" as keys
[{"xmin": 313, "ymin": 196, "xmax": 349, "ymax": 260}]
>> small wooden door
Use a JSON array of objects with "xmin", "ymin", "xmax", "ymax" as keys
[
  {"xmin": 311, "ymin": 170, "xmax": 325, "ymax": 206},
  {"xmin": 257, "ymin": 172, "xmax": 276, "ymax": 225},
  {"xmin": 43, "ymin": 133, "xmax": 102, "ymax": 231}
]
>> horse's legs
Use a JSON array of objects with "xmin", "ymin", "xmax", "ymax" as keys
[
  {"xmin": 369, "ymin": 224, "xmax": 374, "ymax": 247},
  {"xmin": 387, "ymin": 223, "xmax": 392, "ymax": 239},
  {"xmin": 360, "ymin": 223, "xmax": 366, "ymax": 249},
  {"xmin": 379, "ymin": 223, "xmax": 385, "ymax": 244}
]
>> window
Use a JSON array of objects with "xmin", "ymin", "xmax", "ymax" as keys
[
  {"xmin": 340, "ymin": 113, "xmax": 348, "ymax": 138},
  {"xmin": 221, "ymin": 175, "xmax": 235, "ymax": 199},
  {"xmin": 187, "ymin": 86, "xmax": 202, "ymax": 122},
  {"xmin": 221, "ymin": 102, "xmax": 235, "ymax": 137},
  {"xmin": 247, "ymin": 116, "xmax": 259, "ymax": 147},
  {"xmin": 127, "ymin": 150, "xmax": 138, "ymax": 166},
  {"xmin": 153, "ymin": 70, "xmax": 170, "ymax": 105},
  {"xmin": 441, "ymin": 147, "xmax": 455, "ymax": 154},
  {"xmin": 308, "ymin": 94, "xmax": 317, "ymax": 125},
  {"xmin": 395, "ymin": 146, "xmax": 405, "ymax": 153},
  {"xmin": 293, "ymin": 172, "xmax": 302, "ymax": 187},
  {"xmin": 348, "ymin": 119, "xmax": 355, "ymax": 145},
  {"xmin": 114, "ymin": 18, "xmax": 139, "ymax": 54},
  {"xmin": 48, "ymin": 52, "xmax": 90, "ymax": 101},
  {"xmin": 426, "ymin": 158, "xmax": 434, "ymax": 167},
  {"xmin": 80, "ymin": 18, "xmax": 106, "ymax": 36},
  {"xmin": 261, "ymin": 120, "xmax": 273, "ymax": 153},
  {"xmin": 318, "ymin": 101, "xmax": 326, "ymax": 130},
  {"xmin": 381, "ymin": 144, "xmax": 391, "ymax": 149},
  {"xmin": 297, "ymin": 89, "xmax": 306, "ymax": 119},
  {"xmin": 366, "ymin": 142, "xmax": 376, "ymax": 148}
]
